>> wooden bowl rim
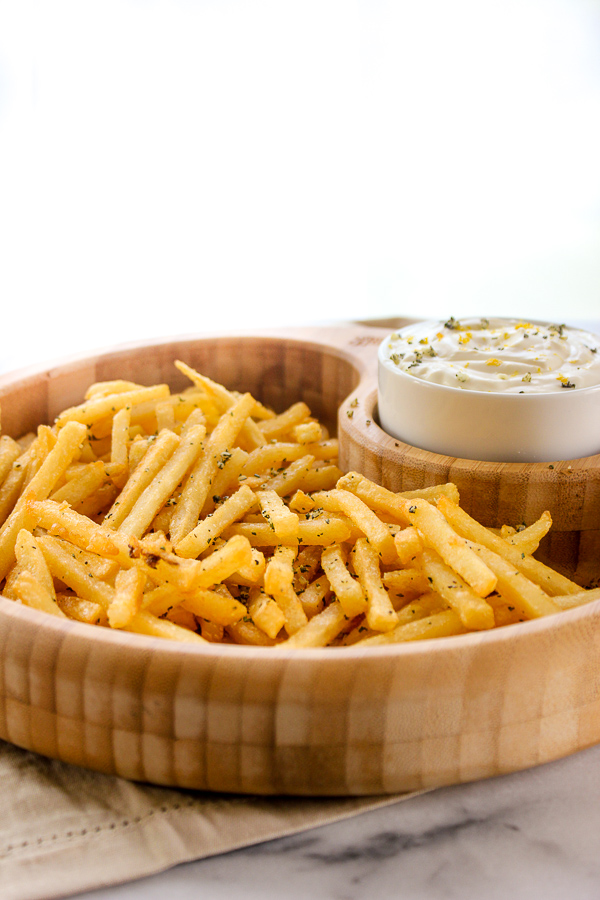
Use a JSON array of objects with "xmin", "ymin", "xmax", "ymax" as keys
[{"xmin": 0, "ymin": 328, "xmax": 370, "ymax": 395}]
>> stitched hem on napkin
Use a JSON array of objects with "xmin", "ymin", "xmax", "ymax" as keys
[{"xmin": 1, "ymin": 740, "xmax": 417, "ymax": 900}]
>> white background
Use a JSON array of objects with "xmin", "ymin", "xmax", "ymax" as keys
[{"xmin": 0, "ymin": 0, "xmax": 599, "ymax": 372}]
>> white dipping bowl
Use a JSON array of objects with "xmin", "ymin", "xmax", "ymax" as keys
[{"xmin": 378, "ymin": 323, "xmax": 600, "ymax": 463}]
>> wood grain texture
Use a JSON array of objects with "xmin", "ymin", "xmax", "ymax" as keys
[{"xmin": 0, "ymin": 325, "xmax": 599, "ymax": 796}]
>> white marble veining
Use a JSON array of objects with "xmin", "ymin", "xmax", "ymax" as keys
[{"xmin": 74, "ymin": 744, "xmax": 600, "ymax": 900}]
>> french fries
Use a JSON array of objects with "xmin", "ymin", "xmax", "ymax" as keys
[{"xmin": 0, "ymin": 361, "xmax": 594, "ymax": 649}]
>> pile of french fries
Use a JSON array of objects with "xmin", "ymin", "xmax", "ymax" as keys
[{"xmin": 0, "ymin": 360, "xmax": 597, "ymax": 648}]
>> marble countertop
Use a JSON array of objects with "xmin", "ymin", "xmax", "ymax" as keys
[{"xmin": 72, "ymin": 743, "xmax": 600, "ymax": 900}]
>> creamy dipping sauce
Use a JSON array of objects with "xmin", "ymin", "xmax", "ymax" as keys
[{"xmin": 381, "ymin": 317, "xmax": 600, "ymax": 393}]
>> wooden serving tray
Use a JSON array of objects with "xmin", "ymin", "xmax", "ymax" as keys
[{"xmin": 1, "ymin": 325, "xmax": 600, "ymax": 796}]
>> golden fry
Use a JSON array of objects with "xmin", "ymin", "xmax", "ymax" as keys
[
  {"xmin": 175, "ymin": 484, "xmax": 258, "ymax": 558},
  {"xmin": 320, "ymin": 542, "xmax": 366, "ymax": 618},
  {"xmin": 351, "ymin": 537, "xmax": 399, "ymax": 633}
]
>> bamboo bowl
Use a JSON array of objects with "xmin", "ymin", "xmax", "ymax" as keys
[{"xmin": 1, "ymin": 324, "xmax": 600, "ymax": 796}]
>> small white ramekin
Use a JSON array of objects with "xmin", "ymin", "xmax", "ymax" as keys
[{"xmin": 378, "ymin": 327, "xmax": 600, "ymax": 463}]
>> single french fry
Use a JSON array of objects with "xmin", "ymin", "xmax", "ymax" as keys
[
  {"xmin": 110, "ymin": 406, "xmax": 131, "ymax": 481},
  {"xmin": 320, "ymin": 542, "xmax": 367, "ymax": 618},
  {"xmin": 298, "ymin": 515, "xmax": 354, "ymax": 546},
  {"xmin": 198, "ymin": 618, "xmax": 225, "ymax": 642},
  {"xmin": 248, "ymin": 587, "xmax": 286, "ymax": 639},
  {"xmin": 175, "ymin": 484, "xmax": 257, "ymax": 559},
  {"xmin": 398, "ymin": 483, "xmax": 461, "ymax": 505},
  {"xmin": 223, "ymin": 515, "xmax": 351, "ymax": 547},
  {"xmin": 14, "ymin": 529, "xmax": 56, "ymax": 598},
  {"xmin": 154, "ymin": 400, "xmax": 176, "ymax": 433},
  {"xmin": 394, "ymin": 526, "xmax": 424, "ymax": 565},
  {"xmin": 258, "ymin": 402, "xmax": 311, "ymax": 440},
  {"xmin": 124, "ymin": 610, "xmax": 207, "ymax": 643},
  {"xmin": 288, "ymin": 490, "xmax": 315, "ymax": 514},
  {"xmin": 55, "ymin": 384, "xmax": 170, "ymax": 428},
  {"xmin": 298, "ymin": 573, "xmax": 330, "ymax": 618},
  {"xmin": 335, "ymin": 471, "xmax": 412, "ymax": 524},
  {"xmin": 503, "ymin": 511, "xmax": 553, "ymax": 555},
  {"xmin": 257, "ymin": 454, "xmax": 316, "ymax": 497},
  {"xmin": 84, "ymin": 379, "xmax": 143, "ymax": 399},
  {"xmin": 178, "ymin": 367, "xmax": 274, "ymax": 422},
  {"xmin": 180, "ymin": 589, "xmax": 247, "ymax": 626},
  {"xmin": 350, "ymin": 537, "xmax": 399, "ymax": 632},
  {"xmin": 357, "ymin": 608, "xmax": 466, "ymax": 645},
  {"xmin": 190, "ymin": 534, "xmax": 254, "ymax": 588},
  {"xmin": 382, "ymin": 567, "xmax": 429, "ymax": 596},
  {"xmin": 0, "ymin": 453, "xmax": 29, "ymax": 527},
  {"xmin": 165, "ymin": 606, "xmax": 198, "ymax": 631},
  {"xmin": 264, "ymin": 545, "xmax": 307, "ymax": 635},
  {"xmin": 108, "ymin": 566, "xmax": 146, "ymax": 628},
  {"xmin": 0, "ymin": 421, "xmax": 88, "ymax": 582},
  {"xmin": 551, "ymin": 587, "xmax": 600, "ymax": 611},
  {"xmin": 282, "ymin": 600, "xmax": 348, "ymax": 648},
  {"xmin": 297, "ymin": 465, "xmax": 344, "ymax": 493},
  {"xmin": 2, "ymin": 563, "xmax": 22, "ymax": 600},
  {"xmin": 118, "ymin": 423, "xmax": 205, "ymax": 538},
  {"xmin": 293, "ymin": 421, "xmax": 323, "ymax": 444},
  {"xmin": 13, "ymin": 569, "xmax": 67, "ymax": 618},
  {"xmin": 0, "ymin": 435, "xmax": 20, "ymax": 487},
  {"xmin": 338, "ymin": 472, "xmax": 459, "ymax": 509},
  {"xmin": 419, "ymin": 549, "xmax": 495, "ymax": 630},
  {"xmin": 226, "ymin": 618, "xmax": 277, "ymax": 646},
  {"xmin": 234, "ymin": 547, "xmax": 266, "ymax": 583},
  {"xmin": 56, "ymin": 592, "xmax": 108, "ymax": 625},
  {"xmin": 175, "ymin": 359, "xmax": 267, "ymax": 449},
  {"xmin": 169, "ymin": 393, "xmax": 256, "ymax": 543},
  {"xmin": 128, "ymin": 435, "xmax": 151, "ymax": 471}
]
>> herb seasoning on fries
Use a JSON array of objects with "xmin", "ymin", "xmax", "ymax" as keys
[{"xmin": 0, "ymin": 361, "xmax": 597, "ymax": 647}]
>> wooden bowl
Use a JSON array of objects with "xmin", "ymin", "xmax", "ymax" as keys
[{"xmin": 1, "ymin": 325, "xmax": 600, "ymax": 796}]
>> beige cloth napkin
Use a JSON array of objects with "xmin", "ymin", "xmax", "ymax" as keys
[{"xmin": 1, "ymin": 739, "xmax": 418, "ymax": 900}]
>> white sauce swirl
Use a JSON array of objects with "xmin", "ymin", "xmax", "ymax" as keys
[{"xmin": 382, "ymin": 317, "xmax": 600, "ymax": 393}]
